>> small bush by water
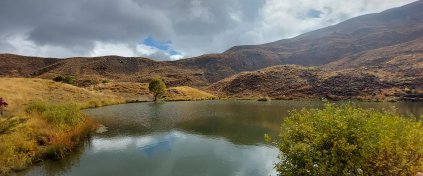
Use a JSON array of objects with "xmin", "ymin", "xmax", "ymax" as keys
[{"xmin": 276, "ymin": 102, "xmax": 423, "ymax": 175}]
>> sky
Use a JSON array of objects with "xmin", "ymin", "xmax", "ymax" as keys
[{"xmin": 0, "ymin": 0, "xmax": 417, "ymax": 61}]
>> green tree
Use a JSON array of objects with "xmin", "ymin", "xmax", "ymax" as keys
[{"xmin": 148, "ymin": 78, "xmax": 166, "ymax": 102}]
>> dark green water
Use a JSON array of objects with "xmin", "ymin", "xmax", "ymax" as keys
[{"xmin": 22, "ymin": 100, "xmax": 423, "ymax": 176}]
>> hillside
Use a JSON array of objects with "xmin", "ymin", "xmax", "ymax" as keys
[
  {"xmin": 0, "ymin": 78, "xmax": 125, "ymax": 115},
  {"xmin": 323, "ymin": 37, "xmax": 423, "ymax": 73},
  {"xmin": 0, "ymin": 54, "xmax": 58, "ymax": 77},
  {"xmin": 208, "ymin": 64, "xmax": 422, "ymax": 100}
]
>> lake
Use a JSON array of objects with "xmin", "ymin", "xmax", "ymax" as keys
[{"xmin": 21, "ymin": 100, "xmax": 423, "ymax": 176}]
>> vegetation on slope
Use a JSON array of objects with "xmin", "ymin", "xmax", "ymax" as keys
[
  {"xmin": 0, "ymin": 78, "xmax": 124, "ymax": 113},
  {"xmin": 0, "ymin": 102, "xmax": 96, "ymax": 175},
  {"xmin": 91, "ymin": 81, "xmax": 216, "ymax": 102},
  {"xmin": 275, "ymin": 102, "xmax": 423, "ymax": 175},
  {"xmin": 164, "ymin": 86, "xmax": 216, "ymax": 101},
  {"xmin": 0, "ymin": 78, "xmax": 125, "ymax": 175},
  {"xmin": 208, "ymin": 65, "xmax": 422, "ymax": 101}
]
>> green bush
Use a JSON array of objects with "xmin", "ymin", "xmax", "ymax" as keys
[
  {"xmin": 25, "ymin": 101, "xmax": 83, "ymax": 128},
  {"xmin": 53, "ymin": 76, "xmax": 65, "ymax": 82},
  {"xmin": 63, "ymin": 75, "xmax": 75, "ymax": 84},
  {"xmin": 52, "ymin": 75, "xmax": 75, "ymax": 84},
  {"xmin": 276, "ymin": 102, "xmax": 423, "ymax": 175}
]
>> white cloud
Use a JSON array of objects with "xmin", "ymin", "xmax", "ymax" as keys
[
  {"xmin": 169, "ymin": 54, "xmax": 184, "ymax": 61},
  {"xmin": 0, "ymin": 33, "xmax": 85, "ymax": 58},
  {"xmin": 136, "ymin": 44, "xmax": 157, "ymax": 56},
  {"xmin": 90, "ymin": 42, "xmax": 136, "ymax": 57},
  {"xmin": 255, "ymin": 0, "xmax": 418, "ymax": 43}
]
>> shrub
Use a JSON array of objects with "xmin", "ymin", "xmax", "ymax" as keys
[
  {"xmin": 53, "ymin": 76, "xmax": 65, "ymax": 82},
  {"xmin": 63, "ymin": 75, "xmax": 76, "ymax": 84},
  {"xmin": 52, "ymin": 75, "xmax": 75, "ymax": 84},
  {"xmin": 276, "ymin": 102, "xmax": 423, "ymax": 175}
]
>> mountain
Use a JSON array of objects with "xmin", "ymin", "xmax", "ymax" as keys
[
  {"xmin": 177, "ymin": 0, "xmax": 423, "ymax": 82},
  {"xmin": 224, "ymin": 0, "xmax": 423, "ymax": 66},
  {"xmin": 0, "ymin": 0, "xmax": 422, "ymax": 97}
]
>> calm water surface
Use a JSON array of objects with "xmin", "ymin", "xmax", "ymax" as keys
[{"xmin": 22, "ymin": 100, "xmax": 423, "ymax": 176}]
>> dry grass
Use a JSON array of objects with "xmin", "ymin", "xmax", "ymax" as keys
[
  {"xmin": 90, "ymin": 81, "xmax": 151, "ymax": 102},
  {"xmin": 90, "ymin": 81, "xmax": 217, "ymax": 101},
  {"xmin": 0, "ymin": 111, "xmax": 96, "ymax": 175},
  {"xmin": 0, "ymin": 78, "xmax": 125, "ymax": 115},
  {"xmin": 0, "ymin": 78, "xmax": 125, "ymax": 175},
  {"xmin": 164, "ymin": 86, "xmax": 217, "ymax": 101}
]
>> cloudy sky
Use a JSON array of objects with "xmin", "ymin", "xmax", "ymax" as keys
[{"xmin": 0, "ymin": 0, "xmax": 417, "ymax": 60}]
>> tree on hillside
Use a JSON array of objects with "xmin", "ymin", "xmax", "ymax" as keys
[
  {"xmin": 0, "ymin": 98, "xmax": 8, "ymax": 116},
  {"xmin": 148, "ymin": 78, "xmax": 167, "ymax": 102}
]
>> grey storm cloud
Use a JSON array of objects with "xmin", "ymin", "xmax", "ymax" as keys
[{"xmin": 0, "ymin": 0, "xmax": 418, "ymax": 60}]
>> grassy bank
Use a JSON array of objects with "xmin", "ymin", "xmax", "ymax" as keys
[
  {"xmin": 0, "ymin": 78, "xmax": 125, "ymax": 175},
  {"xmin": 0, "ymin": 102, "xmax": 95, "ymax": 175}
]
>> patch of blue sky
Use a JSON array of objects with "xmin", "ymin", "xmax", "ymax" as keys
[
  {"xmin": 143, "ymin": 36, "xmax": 170, "ymax": 51},
  {"xmin": 142, "ymin": 36, "xmax": 181, "ymax": 56}
]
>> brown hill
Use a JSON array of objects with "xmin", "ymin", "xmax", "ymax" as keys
[
  {"xmin": 208, "ymin": 63, "xmax": 423, "ymax": 100},
  {"xmin": 0, "ymin": 54, "xmax": 58, "ymax": 77},
  {"xmin": 0, "ymin": 54, "xmax": 211, "ymax": 87}
]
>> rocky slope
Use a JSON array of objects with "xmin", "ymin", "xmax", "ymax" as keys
[{"xmin": 208, "ymin": 64, "xmax": 422, "ymax": 100}]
